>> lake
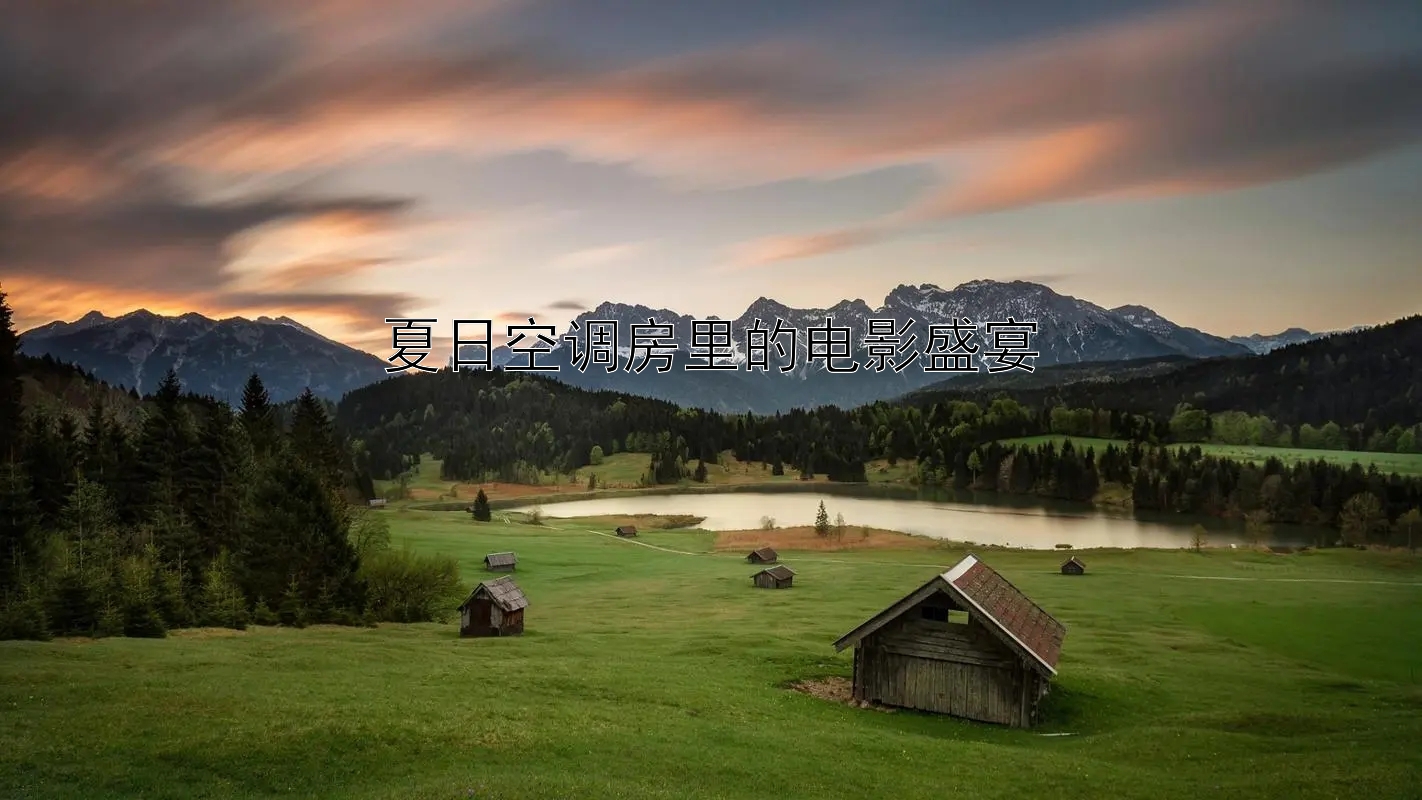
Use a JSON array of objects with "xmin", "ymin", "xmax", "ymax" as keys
[{"xmin": 508, "ymin": 489, "xmax": 1322, "ymax": 550}]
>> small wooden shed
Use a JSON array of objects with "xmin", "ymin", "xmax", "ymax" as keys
[
  {"xmin": 833, "ymin": 554, "xmax": 1066, "ymax": 728},
  {"xmin": 458, "ymin": 576, "xmax": 527, "ymax": 637},
  {"xmin": 753, "ymin": 565, "xmax": 795, "ymax": 589},
  {"xmin": 746, "ymin": 547, "xmax": 779, "ymax": 564},
  {"xmin": 484, "ymin": 552, "xmax": 517, "ymax": 572},
  {"xmin": 368, "ymin": 498, "xmax": 387, "ymax": 508},
  {"xmin": 1060, "ymin": 556, "xmax": 1085, "ymax": 575},
  {"xmin": 615, "ymin": 525, "xmax": 638, "ymax": 537}
]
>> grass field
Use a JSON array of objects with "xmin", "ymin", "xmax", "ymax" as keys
[
  {"xmin": 3, "ymin": 510, "xmax": 1420, "ymax": 799},
  {"xmin": 1002, "ymin": 436, "xmax": 1422, "ymax": 477},
  {"xmin": 381, "ymin": 453, "xmax": 918, "ymax": 506}
]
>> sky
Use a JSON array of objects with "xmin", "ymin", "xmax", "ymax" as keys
[{"xmin": 2, "ymin": 0, "xmax": 1421, "ymax": 355}]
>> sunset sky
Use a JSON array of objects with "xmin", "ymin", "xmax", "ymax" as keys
[{"xmin": 3, "ymin": 0, "xmax": 1421, "ymax": 355}]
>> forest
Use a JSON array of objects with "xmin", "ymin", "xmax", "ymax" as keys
[
  {"xmin": 0, "ymin": 292, "xmax": 465, "ymax": 642},
  {"xmin": 911, "ymin": 314, "xmax": 1422, "ymax": 431},
  {"xmin": 6, "ymin": 292, "xmax": 1422, "ymax": 644},
  {"xmin": 338, "ymin": 360, "xmax": 1422, "ymax": 546}
]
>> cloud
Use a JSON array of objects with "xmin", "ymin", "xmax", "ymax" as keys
[
  {"xmin": 735, "ymin": 227, "xmax": 886, "ymax": 266},
  {"xmin": 4, "ymin": 274, "xmax": 415, "ymax": 348},
  {"xmin": 545, "ymin": 299, "xmax": 585, "ymax": 311},
  {"xmin": 3, "ymin": 0, "xmax": 1420, "ymax": 294},
  {"xmin": 552, "ymin": 243, "xmax": 648, "ymax": 271}
]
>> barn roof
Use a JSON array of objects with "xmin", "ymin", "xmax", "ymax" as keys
[
  {"xmin": 757, "ymin": 565, "xmax": 795, "ymax": 580},
  {"xmin": 459, "ymin": 576, "xmax": 528, "ymax": 612},
  {"xmin": 832, "ymin": 555, "xmax": 1066, "ymax": 676},
  {"xmin": 1061, "ymin": 556, "xmax": 1084, "ymax": 568},
  {"xmin": 750, "ymin": 547, "xmax": 778, "ymax": 560},
  {"xmin": 484, "ymin": 552, "xmax": 517, "ymax": 567}
]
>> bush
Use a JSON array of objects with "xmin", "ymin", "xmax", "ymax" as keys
[
  {"xmin": 760, "ymin": 516, "xmax": 776, "ymax": 530},
  {"xmin": 253, "ymin": 599, "xmax": 280, "ymax": 626},
  {"xmin": 123, "ymin": 601, "xmax": 168, "ymax": 638},
  {"xmin": 361, "ymin": 546, "xmax": 466, "ymax": 624},
  {"xmin": 0, "ymin": 593, "xmax": 52, "ymax": 641}
]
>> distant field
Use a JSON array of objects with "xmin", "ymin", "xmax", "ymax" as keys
[
  {"xmin": 378, "ymin": 452, "xmax": 919, "ymax": 506},
  {"xmin": 1001, "ymin": 436, "xmax": 1422, "ymax": 476},
  {"xmin": 3, "ymin": 510, "xmax": 1419, "ymax": 798}
]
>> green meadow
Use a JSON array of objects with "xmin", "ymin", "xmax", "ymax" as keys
[
  {"xmin": 3, "ymin": 510, "xmax": 1420, "ymax": 799},
  {"xmin": 1002, "ymin": 435, "xmax": 1422, "ymax": 477}
]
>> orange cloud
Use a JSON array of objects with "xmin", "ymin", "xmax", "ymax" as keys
[{"xmin": 907, "ymin": 122, "xmax": 1131, "ymax": 218}]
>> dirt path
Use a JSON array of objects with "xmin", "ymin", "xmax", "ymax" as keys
[{"xmin": 567, "ymin": 525, "xmax": 1422, "ymax": 586}]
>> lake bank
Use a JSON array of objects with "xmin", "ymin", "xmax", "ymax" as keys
[{"xmin": 499, "ymin": 488, "xmax": 1328, "ymax": 551}]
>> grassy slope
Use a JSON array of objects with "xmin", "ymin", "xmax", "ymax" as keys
[
  {"xmin": 1002, "ymin": 435, "xmax": 1422, "ymax": 477},
  {"xmin": 3, "ymin": 511, "xmax": 1420, "ymax": 799}
]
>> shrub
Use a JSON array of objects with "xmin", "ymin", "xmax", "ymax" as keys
[{"xmin": 361, "ymin": 546, "xmax": 466, "ymax": 624}]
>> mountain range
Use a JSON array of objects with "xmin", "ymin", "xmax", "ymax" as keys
[
  {"xmin": 18, "ymin": 309, "xmax": 390, "ymax": 404},
  {"xmin": 19, "ymin": 280, "xmax": 1338, "ymax": 410}
]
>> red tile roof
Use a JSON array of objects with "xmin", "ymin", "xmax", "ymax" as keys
[{"xmin": 948, "ymin": 558, "xmax": 1065, "ymax": 672}]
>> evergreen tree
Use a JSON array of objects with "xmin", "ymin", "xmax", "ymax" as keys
[
  {"xmin": 0, "ymin": 464, "xmax": 40, "ymax": 592},
  {"xmin": 134, "ymin": 369, "xmax": 197, "ymax": 524},
  {"xmin": 289, "ymin": 388, "xmax": 347, "ymax": 490},
  {"xmin": 471, "ymin": 489, "xmax": 492, "ymax": 522},
  {"xmin": 0, "ymin": 287, "xmax": 22, "ymax": 464},
  {"xmin": 693, "ymin": 459, "xmax": 708, "ymax": 483},
  {"xmin": 239, "ymin": 373, "xmax": 279, "ymax": 459},
  {"xmin": 238, "ymin": 451, "xmax": 365, "ymax": 616},
  {"xmin": 814, "ymin": 501, "xmax": 830, "ymax": 536}
]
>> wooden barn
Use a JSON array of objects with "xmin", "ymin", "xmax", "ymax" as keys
[
  {"xmin": 746, "ymin": 547, "xmax": 779, "ymax": 564},
  {"xmin": 833, "ymin": 554, "xmax": 1066, "ymax": 728},
  {"xmin": 1060, "ymin": 557, "xmax": 1085, "ymax": 575},
  {"xmin": 752, "ymin": 565, "xmax": 795, "ymax": 589},
  {"xmin": 484, "ymin": 552, "xmax": 517, "ymax": 572},
  {"xmin": 615, "ymin": 525, "xmax": 638, "ymax": 537},
  {"xmin": 458, "ymin": 576, "xmax": 527, "ymax": 637}
]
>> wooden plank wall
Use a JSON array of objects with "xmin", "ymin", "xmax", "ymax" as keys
[{"xmin": 855, "ymin": 614, "xmax": 1034, "ymax": 726}]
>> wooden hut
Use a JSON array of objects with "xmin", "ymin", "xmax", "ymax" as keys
[
  {"xmin": 746, "ymin": 547, "xmax": 779, "ymax": 564},
  {"xmin": 458, "ymin": 576, "xmax": 527, "ymax": 637},
  {"xmin": 833, "ymin": 554, "xmax": 1066, "ymax": 728},
  {"xmin": 484, "ymin": 552, "xmax": 517, "ymax": 572},
  {"xmin": 1060, "ymin": 556, "xmax": 1085, "ymax": 575},
  {"xmin": 368, "ymin": 498, "xmax": 387, "ymax": 508},
  {"xmin": 752, "ymin": 565, "xmax": 795, "ymax": 589},
  {"xmin": 615, "ymin": 525, "xmax": 638, "ymax": 537}
]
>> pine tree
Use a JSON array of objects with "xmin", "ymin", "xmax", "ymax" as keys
[
  {"xmin": 471, "ymin": 488, "xmax": 492, "ymax": 521},
  {"xmin": 693, "ymin": 459, "xmax": 708, "ymax": 483},
  {"xmin": 814, "ymin": 501, "xmax": 830, "ymax": 536},
  {"xmin": 289, "ymin": 388, "xmax": 347, "ymax": 490},
  {"xmin": 0, "ymin": 463, "xmax": 40, "ymax": 592},
  {"xmin": 239, "ymin": 373, "xmax": 279, "ymax": 459},
  {"xmin": 238, "ymin": 451, "xmax": 365, "ymax": 616},
  {"xmin": 0, "ymin": 287, "xmax": 22, "ymax": 464},
  {"xmin": 135, "ymin": 369, "xmax": 197, "ymax": 525}
]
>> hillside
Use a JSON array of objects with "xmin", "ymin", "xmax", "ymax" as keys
[{"xmin": 908, "ymin": 315, "xmax": 1422, "ymax": 429}]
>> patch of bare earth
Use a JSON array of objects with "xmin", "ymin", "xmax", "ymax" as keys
[
  {"xmin": 788, "ymin": 677, "xmax": 891, "ymax": 711},
  {"xmin": 714, "ymin": 525, "xmax": 940, "ymax": 552},
  {"xmin": 465, "ymin": 482, "xmax": 592, "ymax": 500}
]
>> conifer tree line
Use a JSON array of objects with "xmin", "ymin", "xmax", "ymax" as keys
[
  {"xmin": 340, "ymin": 368, "xmax": 1422, "ymax": 543},
  {"xmin": 0, "ymin": 290, "xmax": 463, "ymax": 641}
]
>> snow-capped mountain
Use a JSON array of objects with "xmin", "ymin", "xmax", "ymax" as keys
[
  {"xmin": 25, "ymin": 280, "xmax": 1313, "ymax": 412},
  {"xmin": 1112, "ymin": 304, "xmax": 1252, "ymax": 358},
  {"xmin": 1225, "ymin": 327, "xmax": 1323, "ymax": 355},
  {"xmin": 19, "ymin": 310, "xmax": 391, "ymax": 403},
  {"xmin": 459, "ymin": 280, "xmax": 1261, "ymax": 412}
]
